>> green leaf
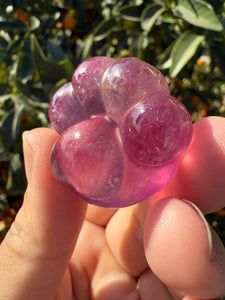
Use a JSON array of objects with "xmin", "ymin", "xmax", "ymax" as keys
[
  {"xmin": 81, "ymin": 34, "xmax": 94, "ymax": 61},
  {"xmin": 6, "ymin": 153, "xmax": 27, "ymax": 195},
  {"xmin": 4, "ymin": 37, "xmax": 22, "ymax": 58},
  {"xmin": 17, "ymin": 52, "xmax": 35, "ymax": 81},
  {"xmin": 17, "ymin": 34, "xmax": 35, "ymax": 80},
  {"xmin": 0, "ymin": 20, "xmax": 26, "ymax": 31},
  {"xmin": 30, "ymin": 34, "xmax": 73, "ymax": 83},
  {"xmin": 47, "ymin": 40, "xmax": 65, "ymax": 62},
  {"xmin": 0, "ymin": 36, "xmax": 8, "ymax": 50},
  {"xmin": 93, "ymin": 18, "xmax": 117, "ymax": 42},
  {"xmin": 0, "ymin": 94, "xmax": 12, "ymax": 104},
  {"xmin": 141, "ymin": 4, "xmax": 165, "ymax": 32},
  {"xmin": 120, "ymin": 19, "xmax": 142, "ymax": 32},
  {"xmin": 157, "ymin": 41, "xmax": 175, "ymax": 70},
  {"xmin": 119, "ymin": 4, "xmax": 143, "ymax": 22},
  {"xmin": 169, "ymin": 30, "xmax": 205, "ymax": 77},
  {"xmin": 130, "ymin": 33, "xmax": 144, "ymax": 58},
  {"xmin": 0, "ymin": 83, "xmax": 10, "ymax": 95},
  {"xmin": 1, "ymin": 104, "xmax": 23, "ymax": 151},
  {"xmin": 173, "ymin": 0, "xmax": 223, "ymax": 31}
]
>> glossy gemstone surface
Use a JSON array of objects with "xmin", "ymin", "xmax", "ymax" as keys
[
  {"xmin": 49, "ymin": 56, "xmax": 193, "ymax": 208},
  {"xmin": 72, "ymin": 56, "xmax": 116, "ymax": 115},
  {"xmin": 49, "ymin": 82, "xmax": 89, "ymax": 134},
  {"xmin": 101, "ymin": 57, "xmax": 170, "ymax": 123},
  {"xmin": 119, "ymin": 91, "xmax": 193, "ymax": 166},
  {"xmin": 51, "ymin": 116, "xmax": 124, "ymax": 200}
]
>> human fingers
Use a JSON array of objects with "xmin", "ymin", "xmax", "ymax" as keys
[
  {"xmin": 70, "ymin": 220, "xmax": 139, "ymax": 300},
  {"xmin": 153, "ymin": 116, "xmax": 225, "ymax": 214},
  {"xmin": 86, "ymin": 204, "xmax": 117, "ymax": 226},
  {"xmin": 105, "ymin": 203, "xmax": 175, "ymax": 299},
  {"xmin": 0, "ymin": 128, "xmax": 87, "ymax": 300},
  {"xmin": 106, "ymin": 116, "xmax": 225, "ymax": 298},
  {"xmin": 105, "ymin": 204, "xmax": 148, "ymax": 277},
  {"xmin": 105, "ymin": 197, "xmax": 225, "ymax": 299},
  {"xmin": 144, "ymin": 197, "xmax": 225, "ymax": 299}
]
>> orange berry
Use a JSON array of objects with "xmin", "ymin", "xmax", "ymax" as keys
[
  {"xmin": 215, "ymin": 209, "xmax": 225, "ymax": 217},
  {"xmin": 201, "ymin": 106, "xmax": 207, "ymax": 117},
  {"xmin": 20, "ymin": 113, "xmax": 34, "ymax": 124},
  {"xmin": 56, "ymin": 22, "xmax": 63, "ymax": 29},
  {"xmin": 9, "ymin": 208, "xmax": 16, "ymax": 217},
  {"xmin": 12, "ymin": 9, "xmax": 28, "ymax": 24},
  {"xmin": 191, "ymin": 94, "xmax": 201, "ymax": 106},
  {"xmin": 63, "ymin": 12, "xmax": 77, "ymax": 31},
  {"xmin": 177, "ymin": 94, "xmax": 183, "ymax": 101},
  {"xmin": 197, "ymin": 59, "xmax": 203, "ymax": 67}
]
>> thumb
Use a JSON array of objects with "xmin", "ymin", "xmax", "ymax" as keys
[
  {"xmin": 144, "ymin": 197, "xmax": 225, "ymax": 299},
  {"xmin": 0, "ymin": 128, "xmax": 87, "ymax": 300}
]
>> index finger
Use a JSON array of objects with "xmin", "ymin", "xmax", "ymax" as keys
[{"xmin": 152, "ymin": 116, "xmax": 225, "ymax": 214}]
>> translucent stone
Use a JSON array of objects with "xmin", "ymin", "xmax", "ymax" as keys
[
  {"xmin": 49, "ymin": 82, "xmax": 89, "ymax": 134},
  {"xmin": 119, "ymin": 91, "xmax": 193, "ymax": 166},
  {"xmin": 49, "ymin": 57, "xmax": 193, "ymax": 208},
  {"xmin": 50, "ymin": 114, "xmax": 179, "ymax": 208},
  {"xmin": 101, "ymin": 57, "xmax": 170, "ymax": 124},
  {"xmin": 51, "ymin": 116, "xmax": 124, "ymax": 200},
  {"xmin": 86, "ymin": 150, "xmax": 178, "ymax": 208},
  {"xmin": 72, "ymin": 56, "xmax": 116, "ymax": 115}
]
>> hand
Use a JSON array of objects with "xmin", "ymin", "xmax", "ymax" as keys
[{"xmin": 0, "ymin": 116, "xmax": 224, "ymax": 300}]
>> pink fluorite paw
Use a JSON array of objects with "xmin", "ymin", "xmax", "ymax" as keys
[{"xmin": 49, "ymin": 56, "xmax": 193, "ymax": 208}]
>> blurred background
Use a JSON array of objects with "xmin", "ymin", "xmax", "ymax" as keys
[{"xmin": 0, "ymin": 0, "xmax": 225, "ymax": 247}]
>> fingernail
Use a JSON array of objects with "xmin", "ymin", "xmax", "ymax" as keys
[
  {"xmin": 182, "ymin": 199, "xmax": 216, "ymax": 261},
  {"xmin": 22, "ymin": 131, "xmax": 34, "ymax": 187}
]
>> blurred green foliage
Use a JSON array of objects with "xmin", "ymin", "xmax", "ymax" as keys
[{"xmin": 0, "ymin": 0, "xmax": 225, "ymax": 242}]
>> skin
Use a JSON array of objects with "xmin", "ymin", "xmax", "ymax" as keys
[{"xmin": 0, "ymin": 116, "xmax": 225, "ymax": 300}]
